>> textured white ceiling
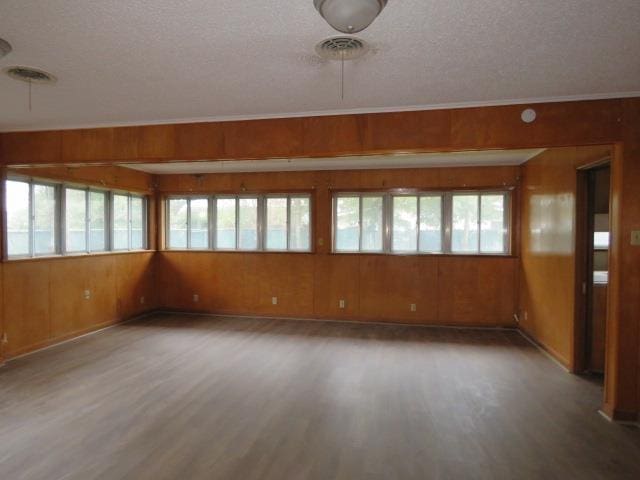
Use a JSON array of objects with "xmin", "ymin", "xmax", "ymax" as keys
[
  {"xmin": 122, "ymin": 149, "xmax": 544, "ymax": 174},
  {"xmin": 0, "ymin": 1, "xmax": 639, "ymax": 131}
]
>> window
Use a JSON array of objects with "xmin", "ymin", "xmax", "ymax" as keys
[
  {"xmin": 332, "ymin": 191, "xmax": 509, "ymax": 255},
  {"xmin": 112, "ymin": 194, "xmax": 130, "ymax": 250},
  {"xmin": 167, "ymin": 198, "xmax": 188, "ymax": 249},
  {"xmin": 65, "ymin": 188, "xmax": 87, "ymax": 252},
  {"xmin": 216, "ymin": 197, "xmax": 237, "ymax": 249},
  {"xmin": 6, "ymin": 180, "xmax": 30, "ymax": 257},
  {"xmin": 334, "ymin": 195, "xmax": 384, "ymax": 252},
  {"xmin": 89, "ymin": 191, "xmax": 107, "ymax": 252},
  {"xmin": 5, "ymin": 180, "xmax": 58, "ymax": 257},
  {"xmin": 130, "ymin": 196, "xmax": 145, "ymax": 250},
  {"xmin": 4, "ymin": 178, "xmax": 147, "ymax": 259},
  {"xmin": 164, "ymin": 194, "xmax": 311, "ymax": 252},
  {"xmin": 33, "ymin": 184, "xmax": 57, "ymax": 255},
  {"xmin": 238, "ymin": 198, "xmax": 258, "ymax": 250}
]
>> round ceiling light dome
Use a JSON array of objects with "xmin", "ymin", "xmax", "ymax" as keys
[
  {"xmin": 314, "ymin": 0, "xmax": 388, "ymax": 33},
  {"xmin": 5, "ymin": 66, "xmax": 57, "ymax": 84},
  {"xmin": 0, "ymin": 38, "xmax": 12, "ymax": 59}
]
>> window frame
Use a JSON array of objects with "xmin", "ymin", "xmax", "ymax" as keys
[
  {"xmin": 164, "ymin": 193, "xmax": 313, "ymax": 253},
  {"xmin": 332, "ymin": 189, "xmax": 512, "ymax": 256},
  {"xmin": 4, "ymin": 175, "xmax": 149, "ymax": 260}
]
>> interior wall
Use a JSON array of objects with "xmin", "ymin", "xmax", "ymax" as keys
[
  {"xmin": 518, "ymin": 145, "xmax": 611, "ymax": 369},
  {"xmin": 156, "ymin": 165, "xmax": 519, "ymax": 326},
  {"xmin": 0, "ymin": 166, "xmax": 158, "ymax": 360}
]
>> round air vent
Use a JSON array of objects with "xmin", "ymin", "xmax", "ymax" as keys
[
  {"xmin": 5, "ymin": 66, "xmax": 57, "ymax": 84},
  {"xmin": 0, "ymin": 38, "xmax": 12, "ymax": 59},
  {"xmin": 315, "ymin": 36, "xmax": 369, "ymax": 61}
]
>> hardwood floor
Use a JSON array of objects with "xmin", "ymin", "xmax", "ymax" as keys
[{"xmin": 1, "ymin": 313, "xmax": 639, "ymax": 480}]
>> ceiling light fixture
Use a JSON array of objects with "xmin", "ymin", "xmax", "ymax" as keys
[
  {"xmin": 314, "ymin": 0, "xmax": 388, "ymax": 33},
  {"xmin": 0, "ymin": 38, "xmax": 12, "ymax": 59}
]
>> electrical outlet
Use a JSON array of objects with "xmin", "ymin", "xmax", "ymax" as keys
[
  {"xmin": 339, "ymin": 299, "xmax": 345, "ymax": 309},
  {"xmin": 1, "ymin": 333, "xmax": 7, "ymax": 344},
  {"xmin": 140, "ymin": 296, "xmax": 145, "ymax": 305},
  {"xmin": 83, "ymin": 289, "xmax": 91, "ymax": 300},
  {"xmin": 524, "ymin": 311, "xmax": 528, "ymax": 321},
  {"xmin": 193, "ymin": 294, "xmax": 199, "ymax": 303},
  {"xmin": 272, "ymin": 297, "xmax": 278, "ymax": 305},
  {"xmin": 318, "ymin": 237, "xmax": 324, "ymax": 246},
  {"xmin": 631, "ymin": 230, "xmax": 640, "ymax": 246},
  {"xmin": 410, "ymin": 303, "xmax": 417, "ymax": 312}
]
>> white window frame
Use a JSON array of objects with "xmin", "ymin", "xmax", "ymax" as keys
[
  {"xmin": 332, "ymin": 190, "xmax": 511, "ymax": 256},
  {"xmin": 164, "ymin": 193, "xmax": 313, "ymax": 253},
  {"xmin": 4, "ymin": 175, "xmax": 148, "ymax": 259}
]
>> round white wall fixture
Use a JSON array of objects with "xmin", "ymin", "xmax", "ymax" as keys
[{"xmin": 521, "ymin": 108, "xmax": 537, "ymax": 124}]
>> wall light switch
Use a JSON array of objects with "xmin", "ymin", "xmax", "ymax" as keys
[
  {"xmin": 83, "ymin": 290, "xmax": 91, "ymax": 300},
  {"xmin": 339, "ymin": 299, "xmax": 345, "ymax": 309},
  {"xmin": 140, "ymin": 296, "xmax": 145, "ymax": 305},
  {"xmin": 272, "ymin": 297, "xmax": 278, "ymax": 305},
  {"xmin": 193, "ymin": 294, "xmax": 199, "ymax": 303},
  {"xmin": 410, "ymin": 303, "xmax": 417, "ymax": 312},
  {"xmin": 631, "ymin": 230, "xmax": 640, "ymax": 246}
]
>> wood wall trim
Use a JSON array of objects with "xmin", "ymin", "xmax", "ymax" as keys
[{"xmin": 0, "ymin": 99, "xmax": 629, "ymax": 166}]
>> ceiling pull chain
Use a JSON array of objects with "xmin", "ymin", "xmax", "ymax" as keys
[
  {"xmin": 28, "ymin": 78, "xmax": 32, "ymax": 112},
  {"xmin": 341, "ymin": 49, "xmax": 345, "ymax": 101}
]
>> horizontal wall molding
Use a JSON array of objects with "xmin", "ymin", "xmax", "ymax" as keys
[
  {"xmin": 1, "ymin": 98, "xmax": 636, "ymax": 166},
  {"xmin": 2, "ymin": 91, "xmax": 640, "ymax": 133}
]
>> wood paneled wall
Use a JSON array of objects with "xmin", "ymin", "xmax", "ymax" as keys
[
  {"xmin": 155, "ymin": 166, "xmax": 519, "ymax": 326},
  {"xmin": 0, "ymin": 166, "xmax": 158, "ymax": 361},
  {"xmin": 1, "ymin": 253, "xmax": 156, "ymax": 358},
  {"xmin": 0, "ymin": 100, "xmax": 625, "ymax": 166},
  {"xmin": 518, "ymin": 146, "xmax": 611, "ymax": 368}
]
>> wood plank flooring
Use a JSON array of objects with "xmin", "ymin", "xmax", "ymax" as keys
[{"xmin": 1, "ymin": 313, "xmax": 639, "ymax": 480}]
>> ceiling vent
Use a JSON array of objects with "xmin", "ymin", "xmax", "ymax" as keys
[
  {"xmin": 315, "ymin": 36, "xmax": 369, "ymax": 61},
  {"xmin": 5, "ymin": 66, "xmax": 57, "ymax": 84},
  {"xmin": 0, "ymin": 38, "xmax": 12, "ymax": 59}
]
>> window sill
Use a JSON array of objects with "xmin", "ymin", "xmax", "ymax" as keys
[
  {"xmin": 161, "ymin": 249, "xmax": 314, "ymax": 255},
  {"xmin": 3, "ymin": 250, "xmax": 153, "ymax": 263},
  {"xmin": 330, "ymin": 251, "xmax": 516, "ymax": 258}
]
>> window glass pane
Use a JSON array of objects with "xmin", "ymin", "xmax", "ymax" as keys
[
  {"xmin": 419, "ymin": 196, "xmax": 442, "ymax": 252},
  {"xmin": 392, "ymin": 196, "xmax": 418, "ymax": 252},
  {"xmin": 113, "ymin": 194, "xmax": 129, "ymax": 250},
  {"xmin": 65, "ymin": 188, "xmax": 87, "ymax": 252},
  {"xmin": 335, "ymin": 197, "xmax": 359, "ymax": 251},
  {"xmin": 361, "ymin": 196, "xmax": 383, "ymax": 252},
  {"xmin": 266, "ymin": 197, "xmax": 287, "ymax": 250},
  {"xmin": 168, "ymin": 198, "xmax": 187, "ymax": 249},
  {"xmin": 6, "ymin": 180, "xmax": 30, "ymax": 257},
  {"xmin": 289, "ymin": 197, "xmax": 310, "ymax": 251},
  {"xmin": 238, "ymin": 198, "xmax": 258, "ymax": 250},
  {"xmin": 89, "ymin": 191, "xmax": 107, "ymax": 252},
  {"xmin": 452, "ymin": 195, "xmax": 479, "ymax": 253},
  {"xmin": 216, "ymin": 198, "xmax": 237, "ymax": 249},
  {"xmin": 33, "ymin": 184, "xmax": 56, "ymax": 255},
  {"xmin": 130, "ymin": 197, "xmax": 145, "ymax": 250},
  {"xmin": 189, "ymin": 198, "xmax": 209, "ymax": 249},
  {"xmin": 480, "ymin": 194, "xmax": 505, "ymax": 253}
]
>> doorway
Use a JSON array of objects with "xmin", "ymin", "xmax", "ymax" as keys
[{"xmin": 576, "ymin": 163, "xmax": 611, "ymax": 376}]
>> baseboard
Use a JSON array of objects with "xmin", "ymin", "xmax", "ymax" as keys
[
  {"xmin": 516, "ymin": 327, "xmax": 571, "ymax": 372},
  {"xmin": 2, "ymin": 308, "xmax": 160, "ymax": 364},
  {"xmin": 156, "ymin": 308, "xmax": 519, "ymax": 332},
  {"xmin": 598, "ymin": 408, "xmax": 639, "ymax": 425}
]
